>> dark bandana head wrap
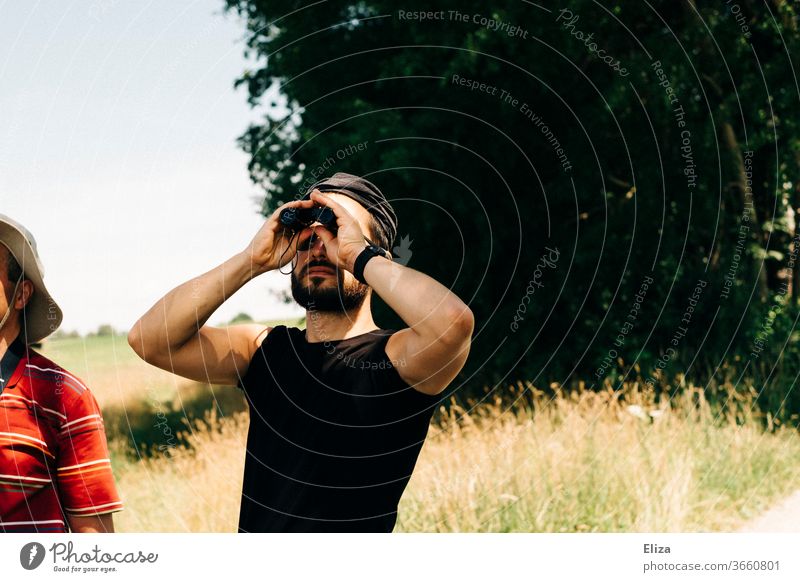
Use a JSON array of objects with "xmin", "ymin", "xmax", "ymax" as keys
[{"xmin": 303, "ymin": 172, "xmax": 398, "ymax": 251}]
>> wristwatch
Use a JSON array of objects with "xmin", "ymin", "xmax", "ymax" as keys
[{"xmin": 353, "ymin": 242, "xmax": 391, "ymax": 284}]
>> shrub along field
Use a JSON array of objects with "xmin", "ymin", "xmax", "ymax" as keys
[{"xmin": 41, "ymin": 328, "xmax": 800, "ymax": 532}]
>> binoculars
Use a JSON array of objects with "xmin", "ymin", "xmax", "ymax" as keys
[{"xmin": 279, "ymin": 205, "xmax": 338, "ymax": 233}]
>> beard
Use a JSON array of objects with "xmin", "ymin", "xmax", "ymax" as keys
[{"xmin": 290, "ymin": 265, "xmax": 368, "ymax": 312}]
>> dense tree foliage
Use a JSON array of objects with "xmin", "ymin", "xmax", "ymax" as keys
[{"xmin": 225, "ymin": 0, "xmax": 800, "ymax": 419}]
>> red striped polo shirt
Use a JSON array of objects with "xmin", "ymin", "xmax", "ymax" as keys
[{"xmin": 0, "ymin": 344, "xmax": 123, "ymax": 532}]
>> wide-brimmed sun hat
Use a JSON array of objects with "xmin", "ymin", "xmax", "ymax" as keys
[{"xmin": 0, "ymin": 214, "xmax": 63, "ymax": 343}]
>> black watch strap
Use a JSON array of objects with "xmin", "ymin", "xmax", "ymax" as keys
[{"xmin": 353, "ymin": 243, "xmax": 389, "ymax": 284}]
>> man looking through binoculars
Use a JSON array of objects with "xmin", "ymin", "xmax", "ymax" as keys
[{"xmin": 128, "ymin": 172, "xmax": 474, "ymax": 532}]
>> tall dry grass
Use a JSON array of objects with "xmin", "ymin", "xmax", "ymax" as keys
[
  {"xmin": 111, "ymin": 410, "xmax": 247, "ymax": 533},
  {"xmin": 109, "ymin": 382, "xmax": 800, "ymax": 532}
]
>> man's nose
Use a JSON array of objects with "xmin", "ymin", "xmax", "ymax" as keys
[{"xmin": 308, "ymin": 228, "xmax": 327, "ymax": 256}]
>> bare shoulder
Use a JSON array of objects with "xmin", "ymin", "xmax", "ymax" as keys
[
  {"xmin": 226, "ymin": 323, "xmax": 273, "ymax": 352},
  {"xmin": 384, "ymin": 326, "xmax": 471, "ymax": 396},
  {"xmin": 255, "ymin": 325, "xmax": 273, "ymax": 347},
  {"xmin": 384, "ymin": 327, "xmax": 412, "ymax": 362}
]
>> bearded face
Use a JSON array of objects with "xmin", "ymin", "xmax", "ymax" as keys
[{"xmin": 290, "ymin": 251, "xmax": 369, "ymax": 313}]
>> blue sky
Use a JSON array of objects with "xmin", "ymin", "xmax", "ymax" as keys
[{"xmin": 0, "ymin": 0, "xmax": 302, "ymax": 333}]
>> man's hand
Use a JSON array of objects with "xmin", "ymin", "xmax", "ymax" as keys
[
  {"xmin": 309, "ymin": 189, "xmax": 473, "ymax": 396},
  {"xmin": 307, "ymin": 190, "xmax": 371, "ymax": 272},
  {"xmin": 245, "ymin": 198, "xmax": 318, "ymax": 275}
]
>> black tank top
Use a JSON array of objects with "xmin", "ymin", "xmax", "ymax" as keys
[{"xmin": 236, "ymin": 325, "xmax": 440, "ymax": 532}]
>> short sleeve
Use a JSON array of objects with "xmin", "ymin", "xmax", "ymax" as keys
[{"xmin": 56, "ymin": 387, "xmax": 123, "ymax": 517}]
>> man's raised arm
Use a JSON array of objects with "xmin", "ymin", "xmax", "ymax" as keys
[
  {"xmin": 309, "ymin": 191, "xmax": 474, "ymax": 396},
  {"xmin": 127, "ymin": 198, "xmax": 316, "ymax": 385},
  {"xmin": 361, "ymin": 254, "xmax": 474, "ymax": 396}
]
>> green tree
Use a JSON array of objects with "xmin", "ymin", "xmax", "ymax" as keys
[
  {"xmin": 230, "ymin": 312, "xmax": 255, "ymax": 324},
  {"xmin": 224, "ymin": 0, "xmax": 800, "ymax": 416},
  {"xmin": 96, "ymin": 324, "xmax": 115, "ymax": 337}
]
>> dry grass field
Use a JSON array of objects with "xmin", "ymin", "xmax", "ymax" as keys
[{"xmin": 41, "ymin": 332, "xmax": 800, "ymax": 532}]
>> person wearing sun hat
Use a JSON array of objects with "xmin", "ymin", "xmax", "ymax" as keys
[
  {"xmin": 0, "ymin": 214, "xmax": 63, "ymax": 343},
  {"xmin": 0, "ymin": 214, "xmax": 123, "ymax": 533}
]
